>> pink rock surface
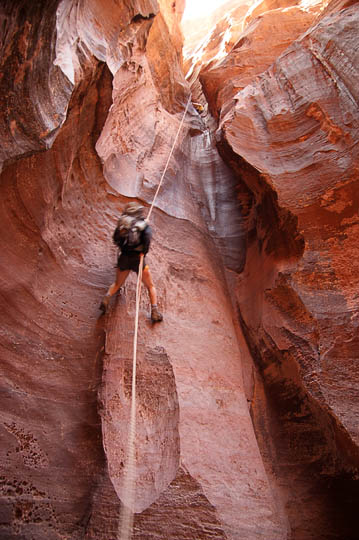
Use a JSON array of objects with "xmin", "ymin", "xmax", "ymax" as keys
[
  {"xmin": 0, "ymin": 1, "xmax": 284, "ymax": 538},
  {"xmin": 217, "ymin": 4, "xmax": 359, "ymax": 536},
  {"xmin": 101, "ymin": 211, "xmax": 285, "ymax": 538},
  {"xmin": 0, "ymin": 2, "xmax": 73, "ymax": 171},
  {"xmin": 101, "ymin": 295, "xmax": 180, "ymax": 513},
  {"xmin": 0, "ymin": 0, "xmax": 359, "ymax": 538},
  {"xmin": 221, "ymin": 6, "xmax": 359, "ymax": 210},
  {"xmin": 200, "ymin": 5, "xmax": 318, "ymax": 118}
]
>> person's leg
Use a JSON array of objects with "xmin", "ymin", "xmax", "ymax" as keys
[
  {"xmin": 108, "ymin": 269, "xmax": 130, "ymax": 296},
  {"xmin": 142, "ymin": 265, "xmax": 163, "ymax": 322},
  {"xmin": 100, "ymin": 269, "xmax": 130, "ymax": 313},
  {"xmin": 141, "ymin": 265, "xmax": 157, "ymax": 305}
]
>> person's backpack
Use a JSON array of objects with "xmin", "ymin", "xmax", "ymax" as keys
[{"xmin": 114, "ymin": 214, "xmax": 147, "ymax": 251}]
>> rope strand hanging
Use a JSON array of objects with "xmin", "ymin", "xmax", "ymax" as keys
[
  {"xmin": 118, "ymin": 93, "xmax": 191, "ymax": 540},
  {"xmin": 118, "ymin": 256, "xmax": 143, "ymax": 540},
  {"xmin": 146, "ymin": 95, "xmax": 192, "ymax": 222}
]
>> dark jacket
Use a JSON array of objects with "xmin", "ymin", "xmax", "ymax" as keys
[{"xmin": 113, "ymin": 221, "xmax": 152, "ymax": 255}]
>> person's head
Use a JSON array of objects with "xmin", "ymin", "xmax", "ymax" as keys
[{"xmin": 123, "ymin": 201, "xmax": 145, "ymax": 219}]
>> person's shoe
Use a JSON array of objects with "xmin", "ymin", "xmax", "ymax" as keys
[
  {"xmin": 99, "ymin": 296, "xmax": 110, "ymax": 315},
  {"xmin": 151, "ymin": 305, "xmax": 163, "ymax": 322}
]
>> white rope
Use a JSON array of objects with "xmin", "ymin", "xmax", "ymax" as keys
[
  {"xmin": 118, "ymin": 255, "xmax": 143, "ymax": 540},
  {"xmin": 118, "ymin": 94, "xmax": 191, "ymax": 540}
]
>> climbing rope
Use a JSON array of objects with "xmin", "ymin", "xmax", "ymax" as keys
[
  {"xmin": 118, "ymin": 255, "xmax": 143, "ymax": 540},
  {"xmin": 118, "ymin": 94, "xmax": 191, "ymax": 540},
  {"xmin": 146, "ymin": 95, "xmax": 192, "ymax": 221}
]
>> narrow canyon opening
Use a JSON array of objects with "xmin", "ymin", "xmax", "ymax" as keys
[{"xmin": 0, "ymin": 1, "xmax": 359, "ymax": 539}]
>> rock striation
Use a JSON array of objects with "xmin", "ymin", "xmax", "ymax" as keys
[
  {"xmin": 220, "ymin": 1, "xmax": 359, "ymax": 465},
  {"xmin": 208, "ymin": 0, "xmax": 359, "ymax": 538},
  {"xmin": 0, "ymin": 0, "xmax": 359, "ymax": 539}
]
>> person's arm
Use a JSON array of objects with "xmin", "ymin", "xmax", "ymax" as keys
[
  {"xmin": 142, "ymin": 224, "xmax": 152, "ymax": 255},
  {"xmin": 113, "ymin": 226, "xmax": 125, "ymax": 251}
]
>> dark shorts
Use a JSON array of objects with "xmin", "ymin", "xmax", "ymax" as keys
[{"xmin": 117, "ymin": 253, "xmax": 147, "ymax": 273}]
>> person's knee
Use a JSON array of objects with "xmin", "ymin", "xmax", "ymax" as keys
[
  {"xmin": 142, "ymin": 267, "xmax": 154, "ymax": 289},
  {"xmin": 142, "ymin": 266, "xmax": 152, "ymax": 281}
]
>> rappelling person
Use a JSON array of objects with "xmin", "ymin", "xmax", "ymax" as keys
[{"xmin": 99, "ymin": 202, "xmax": 163, "ymax": 322}]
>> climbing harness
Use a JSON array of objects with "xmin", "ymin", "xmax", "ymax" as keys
[{"xmin": 118, "ymin": 94, "xmax": 191, "ymax": 540}]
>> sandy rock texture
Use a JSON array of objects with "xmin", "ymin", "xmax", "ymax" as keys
[
  {"xmin": 221, "ymin": 2, "xmax": 359, "ymax": 458},
  {"xmin": 100, "ymin": 210, "xmax": 285, "ymax": 538},
  {"xmin": 214, "ymin": 1, "xmax": 359, "ymax": 538},
  {"xmin": 185, "ymin": 0, "xmax": 329, "ymax": 118},
  {"xmin": 0, "ymin": 1, "xmax": 73, "ymax": 172},
  {"xmin": 1, "ymin": 0, "xmax": 359, "ymax": 539},
  {"xmin": 0, "ymin": 0, "xmax": 285, "ymax": 539},
  {"xmin": 200, "ymin": 4, "xmax": 318, "ymax": 118},
  {"xmin": 184, "ymin": 0, "xmax": 359, "ymax": 538}
]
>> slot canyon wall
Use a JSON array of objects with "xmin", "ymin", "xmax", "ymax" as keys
[{"xmin": 0, "ymin": 1, "xmax": 358, "ymax": 540}]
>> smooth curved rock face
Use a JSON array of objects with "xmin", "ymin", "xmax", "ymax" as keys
[
  {"xmin": 200, "ymin": 5, "xmax": 318, "ymax": 118},
  {"xmin": 220, "ymin": 0, "xmax": 359, "ymax": 486},
  {"xmin": 0, "ymin": 1, "xmax": 287, "ymax": 539},
  {"xmin": 186, "ymin": 0, "xmax": 359, "ymax": 537},
  {"xmin": 101, "ymin": 298, "xmax": 180, "ymax": 513},
  {"xmin": 184, "ymin": 131, "xmax": 248, "ymax": 272},
  {"xmin": 183, "ymin": 0, "xmax": 327, "ymax": 118},
  {"xmin": 157, "ymin": 0, "xmax": 186, "ymax": 57},
  {"xmin": 55, "ymin": 0, "xmax": 158, "ymax": 80},
  {"xmin": 1, "ymin": 0, "xmax": 359, "ymax": 539},
  {"xmin": 101, "ymin": 211, "xmax": 286, "ymax": 539},
  {"xmin": 0, "ymin": 61, "xmax": 114, "ymax": 539},
  {"xmin": 222, "ymin": 5, "xmax": 359, "ymax": 209},
  {"xmin": 0, "ymin": 0, "xmax": 73, "ymax": 171}
]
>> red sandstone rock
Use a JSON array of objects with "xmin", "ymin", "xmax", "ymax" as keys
[
  {"xmin": 101, "ymin": 213, "xmax": 287, "ymax": 538},
  {"xmin": 0, "ymin": 1, "xmax": 73, "ymax": 172},
  {"xmin": 1, "ymin": 0, "xmax": 359, "ymax": 539},
  {"xmin": 218, "ymin": 5, "xmax": 359, "ymax": 535},
  {"xmin": 200, "ymin": 5, "xmax": 319, "ymax": 118},
  {"xmin": 0, "ymin": 1, "xmax": 285, "ymax": 539},
  {"xmin": 183, "ymin": 1, "xmax": 251, "ymax": 111}
]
